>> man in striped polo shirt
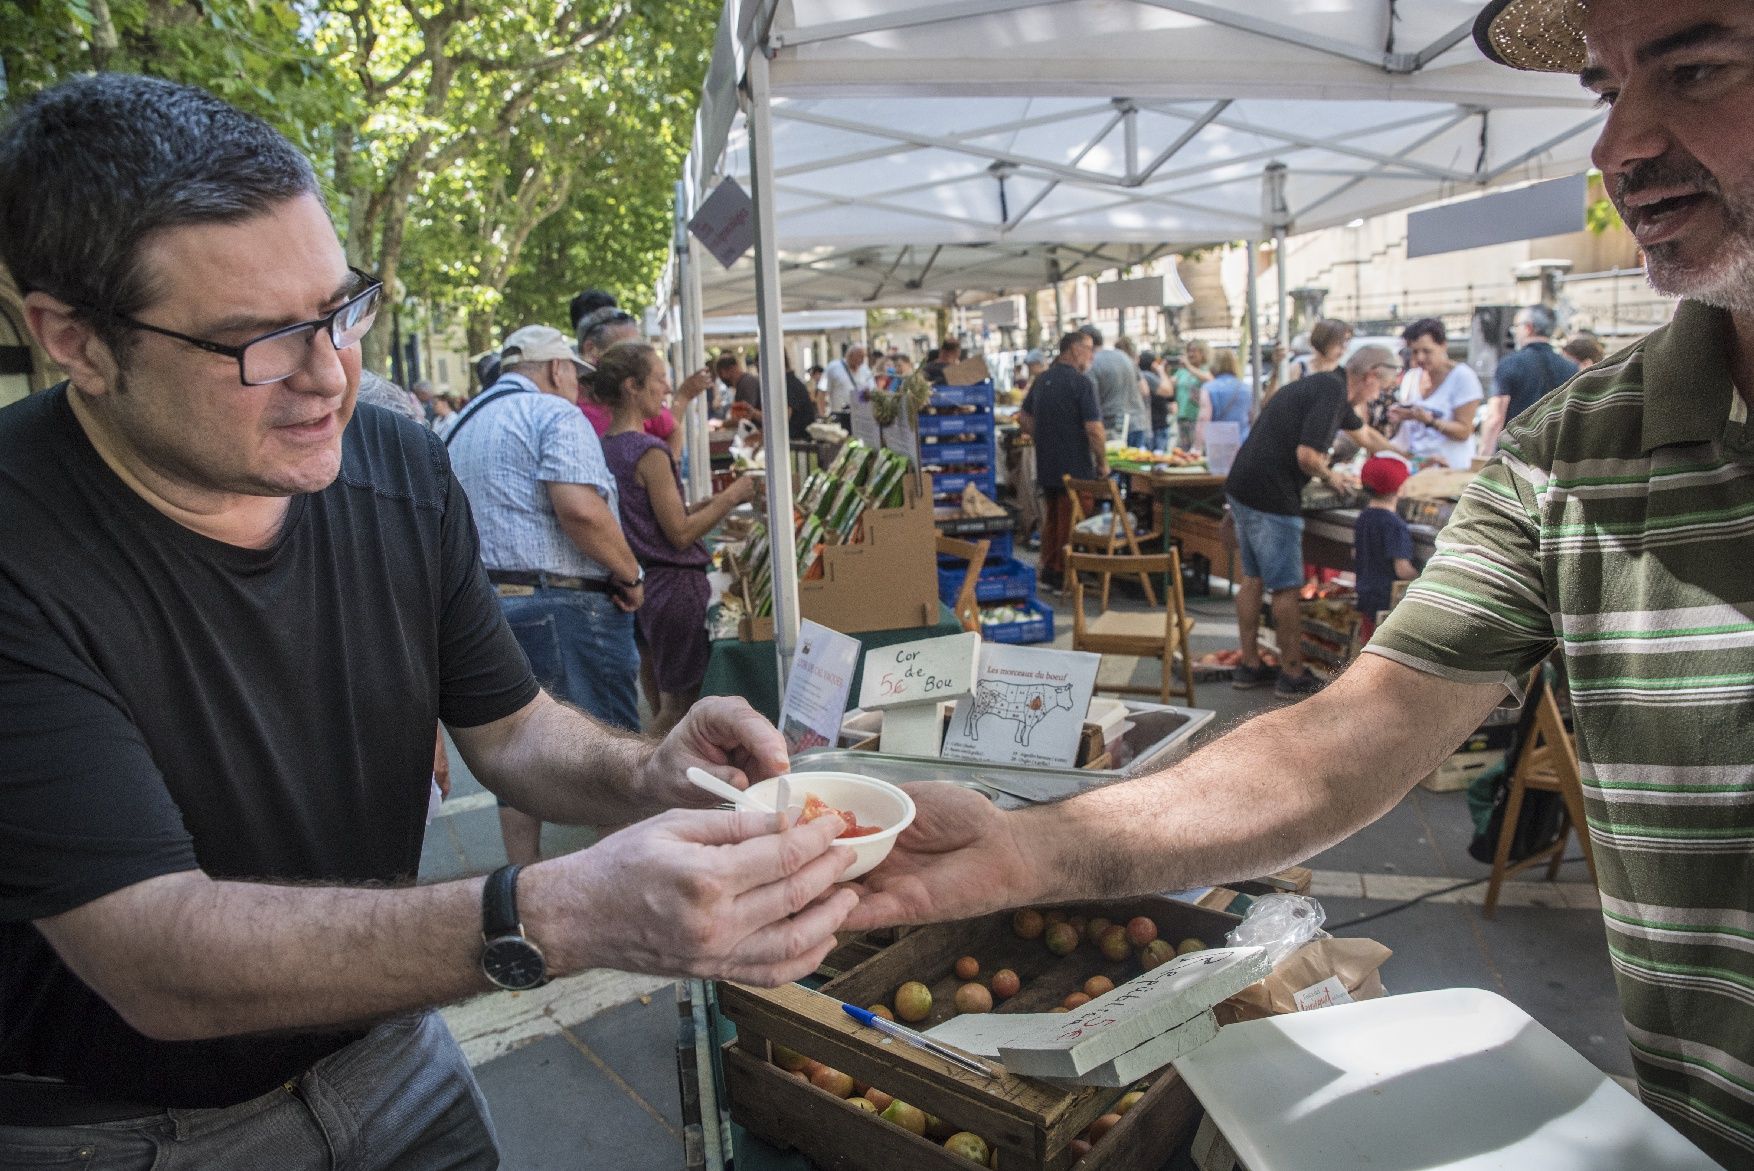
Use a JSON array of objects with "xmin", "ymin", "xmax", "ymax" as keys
[{"xmin": 847, "ymin": 2, "xmax": 1754, "ymax": 1162}]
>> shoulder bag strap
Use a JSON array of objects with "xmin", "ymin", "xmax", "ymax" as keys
[{"xmin": 442, "ymin": 382, "xmax": 533, "ymax": 448}]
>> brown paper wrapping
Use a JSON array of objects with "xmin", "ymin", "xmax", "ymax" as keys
[{"xmin": 1215, "ymin": 937, "xmax": 1392, "ymax": 1025}]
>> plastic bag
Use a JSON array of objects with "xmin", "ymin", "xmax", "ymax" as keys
[{"xmin": 1224, "ymin": 893, "xmax": 1329, "ymax": 970}]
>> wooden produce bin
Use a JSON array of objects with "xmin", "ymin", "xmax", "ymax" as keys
[
  {"xmin": 1166, "ymin": 509, "xmax": 1227, "ymax": 570},
  {"xmin": 740, "ymin": 475, "xmax": 941, "ymax": 639},
  {"xmin": 720, "ymin": 895, "xmax": 1239, "ymax": 1171}
]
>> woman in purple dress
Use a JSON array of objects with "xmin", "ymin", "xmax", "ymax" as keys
[{"xmin": 596, "ymin": 342, "xmax": 756, "ymax": 735}]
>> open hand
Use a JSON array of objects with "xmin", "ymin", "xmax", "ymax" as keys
[
  {"xmin": 530, "ymin": 809, "xmax": 857, "ymax": 985},
  {"xmin": 643, "ymin": 696, "xmax": 790, "ymax": 809},
  {"xmin": 843, "ymin": 782, "xmax": 1041, "ymax": 931}
]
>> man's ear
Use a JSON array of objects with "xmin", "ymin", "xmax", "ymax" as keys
[{"xmin": 23, "ymin": 291, "xmax": 121, "ymax": 397}]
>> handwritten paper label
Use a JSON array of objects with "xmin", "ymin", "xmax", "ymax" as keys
[
  {"xmin": 778, "ymin": 620, "xmax": 861, "ymax": 754},
  {"xmin": 858, "ymin": 632, "xmax": 980, "ymax": 711},
  {"xmin": 1292, "ymin": 975, "xmax": 1353, "ymax": 1012}
]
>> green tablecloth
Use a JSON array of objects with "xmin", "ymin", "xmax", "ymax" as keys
[{"xmin": 701, "ymin": 604, "xmax": 964, "ymax": 722}]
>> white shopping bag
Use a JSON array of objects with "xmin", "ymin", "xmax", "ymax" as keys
[{"xmin": 1204, "ymin": 422, "xmax": 1242, "ymax": 477}]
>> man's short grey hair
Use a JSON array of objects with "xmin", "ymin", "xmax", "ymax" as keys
[
  {"xmin": 1517, "ymin": 304, "xmax": 1557, "ymax": 338},
  {"xmin": 1345, "ymin": 344, "xmax": 1398, "ymax": 379}
]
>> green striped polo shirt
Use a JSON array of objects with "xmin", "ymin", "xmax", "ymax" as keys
[{"xmin": 1368, "ymin": 299, "xmax": 1754, "ymax": 1167}]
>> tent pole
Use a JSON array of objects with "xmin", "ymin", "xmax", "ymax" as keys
[
  {"xmin": 1246, "ymin": 238, "xmax": 1262, "ymax": 409},
  {"xmin": 1274, "ymin": 225, "xmax": 1290, "ymax": 391},
  {"xmin": 676, "ymin": 181, "xmax": 712, "ymax": 504},
  {"xmin": 744, "ymin": 49, "xmax": 800, "ymax": 690}
]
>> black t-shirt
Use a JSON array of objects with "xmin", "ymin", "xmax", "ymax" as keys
[
  {"xmin": 1022, "ymin": 363, "xmax": 1101, "ymax": 490},
  {"xmin": 1224, "ymin": 370, "xmax": 1362, "ymax": 516},
  {"xmin": 735, "ymin": 371, "xmax": 763, "ymax": 408},
  {"xmin": 1144, "ymin": 370, "xmax": 1168, "ymax": 430},
  {"xmin": 785, "ymin": 371, "xmax": 817, "ymax": 441},
  {"xmin": 0, "ymin": 388, "xmax": 538, "ymax": 1109}
]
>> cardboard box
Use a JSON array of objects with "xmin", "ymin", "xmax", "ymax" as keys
[{"xmin": 739, "ymin": 475, "xmax": 941, "ymax": 639}]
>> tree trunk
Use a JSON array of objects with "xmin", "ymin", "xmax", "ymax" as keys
[{"xmin": 1025, "ymin": 292, "xmax": 1042, "ymax": 351}]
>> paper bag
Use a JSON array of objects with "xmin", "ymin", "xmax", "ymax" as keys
[{"xmin": 1214, "ymin": 937, "xmax": 1391, "ymax": 1024}]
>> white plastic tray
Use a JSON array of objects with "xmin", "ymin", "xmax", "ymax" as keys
[{"xmin": 1174, "ymin": 988, "xmax": 1717, "ymax": 1171}]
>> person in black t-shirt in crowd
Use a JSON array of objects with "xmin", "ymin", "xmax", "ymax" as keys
[
  {"xmin": 1020, "ymin": 330, "xmax": 1102, "ymax": 590},
  {"xmin": 0, "ymin": 75, "xmax": 858, "ymax": 1168},
  {"xmin": 1352, "ymin": 456, "xmax": 1418, "ymax": 640},
  {"xmin": 1223, "ymin": 346, "xmax": 1404, "ymax": 699}
]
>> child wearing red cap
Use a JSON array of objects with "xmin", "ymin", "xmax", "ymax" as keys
[{"xmin": 1353, "ymin": 456, "xmax": 1418, "ymax": 639}]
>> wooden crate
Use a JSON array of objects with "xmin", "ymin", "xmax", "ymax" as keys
[
  {"xmin": 719, "ymin": 895, "xmax": 1238, "ymax": 1171},
  {"xmin": 1418, "ymin": 748, "xmax": 1500, "ymax": 793}
]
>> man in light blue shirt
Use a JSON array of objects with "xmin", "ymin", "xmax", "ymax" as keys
[
  {"xmin": 1081, "ymin": 324, "xmax": 1147, "ymax": 446},
  {"xmin": 447, "ymin": 325, "xmax": 646, "ymax": 864}
]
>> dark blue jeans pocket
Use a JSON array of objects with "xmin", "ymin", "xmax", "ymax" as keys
[{"xmin": 506, "ymin": 611, "xmax": 565, "ymax": 694}]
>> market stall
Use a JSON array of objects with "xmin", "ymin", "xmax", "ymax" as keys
[{"xmin": 661, "ymin": 0, "xmax": 1607, "ymax": 694}]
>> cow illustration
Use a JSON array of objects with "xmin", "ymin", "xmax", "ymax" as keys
[{"xmin": 963, "ymin": 681, "xmax": 1074, "ymax": 746}]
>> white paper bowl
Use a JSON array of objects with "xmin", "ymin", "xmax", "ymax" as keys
[{"xmin": 745, "ymin": 771, "xmax": 915, "ymax": 880}]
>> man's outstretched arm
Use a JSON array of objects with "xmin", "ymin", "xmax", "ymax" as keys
[{"xmin": 847, "ymin": 654, "xmax": 1504, "ymax": 929}]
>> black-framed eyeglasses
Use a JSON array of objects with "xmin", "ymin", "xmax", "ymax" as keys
[{"xmin": 105, "ymin": 267, "xmax": 383, "ymax": 386}]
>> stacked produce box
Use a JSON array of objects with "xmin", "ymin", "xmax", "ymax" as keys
[
  {"xmin": 737, "ymin": 440, "xmax": 912, "ymax": 619},
  {"xmin": 925, "ymin": 380, "xmax": 1054, "ymax": 643},
  {"xmin": 918, "ymin": 381, "xmax": 997, "ymax": 510}
]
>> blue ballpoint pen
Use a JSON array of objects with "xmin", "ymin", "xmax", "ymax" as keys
[{"xmin": 841, "ymin": 1003, "xmax": 1000, "ymax": 1079}]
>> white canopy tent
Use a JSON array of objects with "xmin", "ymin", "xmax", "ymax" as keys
[{"xmin": 671, "ymin": 0, "xmax": 1606, "ymax": 684}]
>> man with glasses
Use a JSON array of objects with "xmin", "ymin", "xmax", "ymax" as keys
[
  {"xmin": 1221, "ymin": 346, "xmax": 1403, "ymax": 698},
  {"xmin": 0, "ymin": 75, "xmax": 858, "ymax": 1167}
]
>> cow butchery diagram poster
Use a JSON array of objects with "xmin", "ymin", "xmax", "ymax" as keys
[{"xmin": 940, "ymin": 645, "xmax": 1100, "ymax": 769}]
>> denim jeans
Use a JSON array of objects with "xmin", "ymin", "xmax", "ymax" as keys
[
  {"xmin": 499, "ymin": 586, "xmax": 640, "ymax": 732},
  {"xmin": 1151, "ymin": 426, "xmax": 1173, "ymax": 453},
  {"xmin": 0, "ymin": 1013, "xmax": 495, "ymax": 1170},
  {"xmin": 1226, "ymin": 496, "xmax": 1306, "ymax": 592},
  {"xmin": 1126, "ymin": 428, "xmax": 1148, "ymax": 450}
]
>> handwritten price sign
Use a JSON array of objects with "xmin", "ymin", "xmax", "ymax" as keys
[{"xmin": 859, "ymin": 632, "xmax": 980, "ymax": 711}]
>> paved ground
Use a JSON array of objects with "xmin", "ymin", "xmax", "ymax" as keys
[{"xmin": 423, "ymin": 565, "xmax": 1628, "ymax": 1170}]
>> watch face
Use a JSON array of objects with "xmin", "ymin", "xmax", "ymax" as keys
[{"xmin": 482, "ymin": 935, "xmax": 547, "ymax": 990}]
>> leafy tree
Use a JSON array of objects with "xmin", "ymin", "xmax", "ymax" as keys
[
  {"xmin": 0, "ymin": 0, "xmax": 346, "ymax": 154},
  {"xmin": 319, "ymin": 0, "xmax": 713, "ymax": 366},
  {"xmin": 3, "ymin": 0, "xmax": 714, "ymax": 372}
]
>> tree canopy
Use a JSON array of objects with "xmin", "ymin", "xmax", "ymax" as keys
[{"xmin": 1, "ymin": 0, "xmax": 714, "ymax": 366}]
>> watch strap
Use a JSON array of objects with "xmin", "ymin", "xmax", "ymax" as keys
[{"xmin": 481, "ymin": 863, "xmax": 523, "ymax": 939}]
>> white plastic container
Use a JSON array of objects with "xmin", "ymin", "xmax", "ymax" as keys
[{"xmin": 746, "ymin": 771, "xmax": 916, "ymax": 879}]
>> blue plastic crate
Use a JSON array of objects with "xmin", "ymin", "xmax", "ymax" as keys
[
  {"xmin": 980, "ymin": 598, "xmax": 1055, "ymax": 644},
  {"xmin": 927, "ymin": 380, "xmax": 996, "ymax": 409},
  {"xmin": 916, "ymin": 440, "xmax": 992, "ymax": 465},
  {"xmin": 937, "ymin": 555, "xmax": 1036, "ymax": 605},
  {"xmin": 916, "ymin": 410, "xmax": 994, "ymax": 438},
  {"xmin": 985, "ymin": 531, "xmax": 1014, "ymax": 559}
]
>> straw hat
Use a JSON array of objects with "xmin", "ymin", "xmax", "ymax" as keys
[{"xmin": 1472, "ymin": 0, "xmax": 1588, "ymax": 73}]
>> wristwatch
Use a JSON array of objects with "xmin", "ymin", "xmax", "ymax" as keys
[
  {"xmin": 480, "ymin": 864, "xmax": 548, "ymax": 991},
  {"xmin": 614, "ymin": 567, "xmax": 646, "ymax": 591}
]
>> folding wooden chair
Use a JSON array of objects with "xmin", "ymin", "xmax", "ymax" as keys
[
  {"xmin": 1063, "ymin": 473, "xmax": 1162, "ymax": 609},
  {"xmin": 1065, "ymin": 547, "xmax": 1196, "ymax": 705},
  {"xmin": 1482, "ymin": 667, "xmax": 1595, "ymax": 918},
  {"xmin": 935, "ymin": 534, "xmax": 991, "ymax": 634}
]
